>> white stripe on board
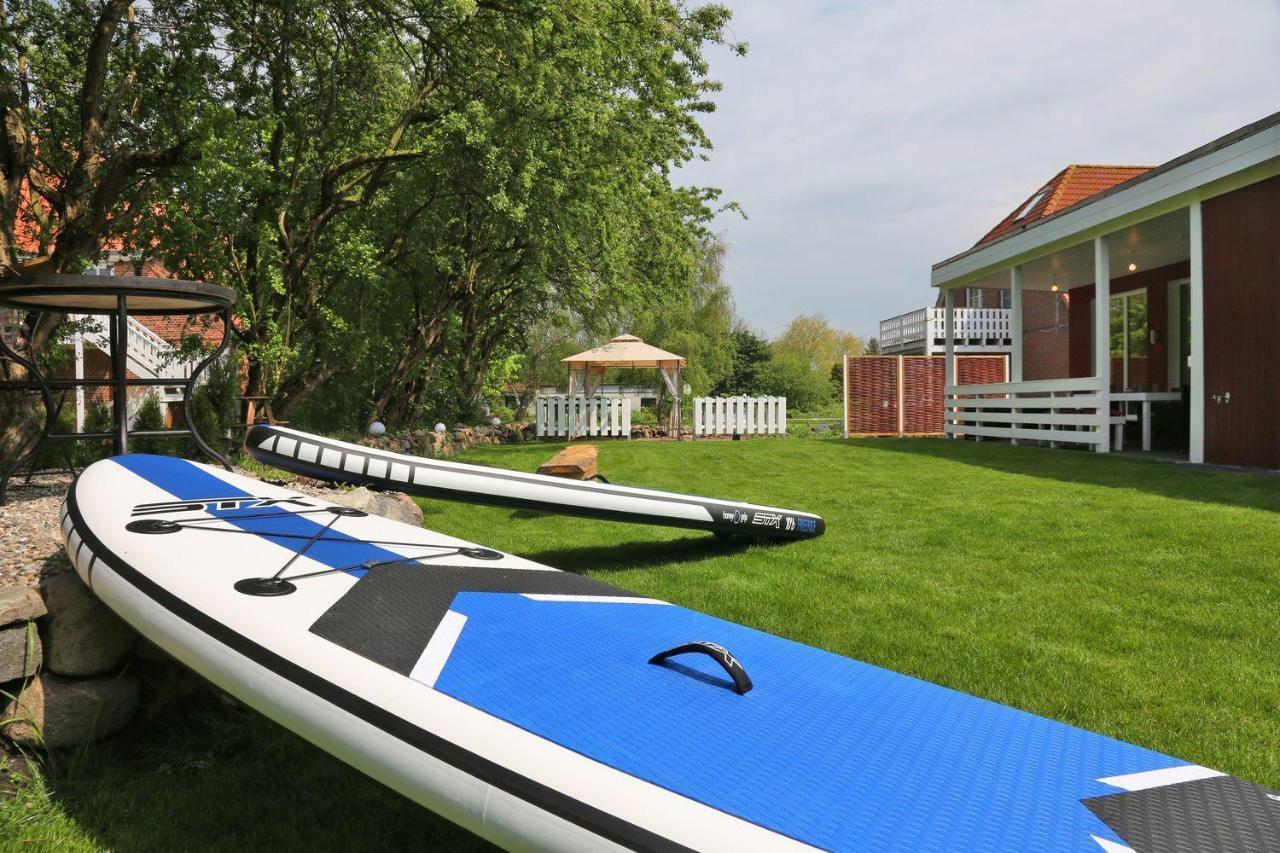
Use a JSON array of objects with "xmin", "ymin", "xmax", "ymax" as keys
[
  {"xmin": 519, "ymin": 595, "xmax": 671, "ymax": 605},
  {"xmin": 1091, "ymin": 835, "xmax": 1136, "ymax": 853},
  {"xmin": 1097, "ymin": 765, "xmax": 1224, "ymax": 791},
  {"xmin": 408, "ymin": 610, "xmax": 469, "ymax": 688},
  {"xmin": 276, "ymin": 437, "xmax": 298, "ymax": 457},
  {"xmin": 298, "ymin": 441, "xmax": 319, "ymax": 463},
  {"xmin": 390, "ymin": 462, "xmax": 411, "ymax": 482},
  {"xmin": 258, "ymin": 435, "xmax": 278, "ymax": 452},
  {"xmin": 368, "ymin": 458, "xmax": 389, "ymax": 479},
  {"xmin": 320, "ymin": 448, "xmax": 342, "ymax": 469}
]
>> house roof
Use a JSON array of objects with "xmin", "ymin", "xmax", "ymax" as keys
[
  {"xmin": 975, "ymin": 165, "xmax": 1153, "ymax": 247},
  {"xmin": 934, "ymin": 110, "xmax": 1280, "ymax": 286},
  {"xmin": 563, "ymin": 334, "xmax": 686, "ymax": 368}
]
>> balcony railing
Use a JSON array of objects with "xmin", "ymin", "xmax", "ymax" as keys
[{"xmin": 880, "ymin": 307, "xmax": 1012, "ymax": 352}]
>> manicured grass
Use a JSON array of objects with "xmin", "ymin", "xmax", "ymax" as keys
[{"xmin": 3, "ymin": 437, "xmax": 1278, "ymax": 849}]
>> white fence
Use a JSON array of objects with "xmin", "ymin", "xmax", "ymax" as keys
[
  {"xmin": 944, "ymin": 376, "xmax": 1126, "ymax": 451},
  {"xmin": 693, "ymin": 396, "xmax": 786, "ymax": 436},
  {"xmin": 535, "ymin": 396, "xmax": 632, "ymax": 438}
]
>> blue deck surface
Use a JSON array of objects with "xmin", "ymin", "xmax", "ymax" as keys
[{"xmin": 114, "ymin": 456, "xmax": 1188, "ymax": 851}]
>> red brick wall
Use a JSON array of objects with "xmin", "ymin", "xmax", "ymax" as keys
[
  {"xmin": 1067, "ymin": 260, "xmax": 1188, "ymax": 390},
  {"xmin": 1021, "ymin": 290, "xmax": 1070, "ymax": 379}
]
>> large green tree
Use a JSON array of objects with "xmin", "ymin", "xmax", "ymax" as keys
[
  {"xmin": 1, "ymin": 0, "xmax": 217, "ymax": 456},
  {"xmin": 151, "ymin": 0, "xmax": 739, "ymax": 426}
]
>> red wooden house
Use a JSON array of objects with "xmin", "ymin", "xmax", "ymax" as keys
[{"xmin": 931, "ymin": 112, "xmax": 1280, "ymax": 469}]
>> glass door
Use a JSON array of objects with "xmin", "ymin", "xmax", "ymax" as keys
[{"xmin": 1090, "ymin": 289, "xmax": 1149, "ymax": 391}]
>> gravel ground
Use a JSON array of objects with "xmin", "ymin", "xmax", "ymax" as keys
[
  {"xmin": 0, "ymin": 472, "xmax": 74, "ymax": 588},
  {"xmin": 0, "ymin": 467, "xmax": 348, "ymax": 589}
]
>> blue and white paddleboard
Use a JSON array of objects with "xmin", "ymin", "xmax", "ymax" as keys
[
  {"xmin": 61, "ymin": 455, "xmax": 1277, "ymax": 852},
  {"xmin": 245, "ymin": 424, "xmax": 825, "ymax": 541}
]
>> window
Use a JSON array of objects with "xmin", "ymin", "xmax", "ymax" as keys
[
  {"xmin": 965, "ymin": 289, "xmax": 982, "ymax": 309},
  {"xmin": 998, "ymin": 290, "xmax": 1012, "ymax": 309},
  {"xmin": 1012, "ymin": 186, "xmax": 1053, "ymax": 222}
]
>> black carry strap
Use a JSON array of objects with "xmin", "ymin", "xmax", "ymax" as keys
[{"xmin": 649, "ymin": 641, "xmax": 753, "ymax": 695}]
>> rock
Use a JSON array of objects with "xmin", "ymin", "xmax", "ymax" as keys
[
  {"xmin": 39, "ymin": 572, "xmax": 136, "ymax": 677},
  {"xmin": 2, "ymin": 674, "xmax": 139, "ymax": 749},
  {"xmin": 0, "ymin": 623, "xmax": 41, "ymax": 681},
  {"xmin": 0, "ymin": 586, "xmax": 47, "ymax": 626},
  {"xmin": 326, "ymin": 487, "xmax": 424, "ymax": 527}
]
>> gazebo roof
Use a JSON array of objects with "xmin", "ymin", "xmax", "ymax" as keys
[{"xmin": 562, "ymin": 334, "xmax": 686, "ymax": 368}]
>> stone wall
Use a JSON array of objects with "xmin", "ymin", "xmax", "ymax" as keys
[
  {"xmin": 358, "ymin": 422, "xmax": 535, "ymax": 457},
  {"xmin": 0, "ymin": 578, "xmax": 140, "ymax": 749}
]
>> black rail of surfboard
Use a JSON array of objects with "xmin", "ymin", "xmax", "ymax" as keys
[{"xmin": 245, "ymin": 425, "xmax": 825, "ymax": 541}]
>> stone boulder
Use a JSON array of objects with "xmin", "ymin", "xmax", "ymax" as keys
[
  {"xmin": 0, "ymin": 586, "xmax": 47, "ymax": 626},
  {"xmin": 0, "ymin": 622, "xmax": 41, "ymax": 681},
  {"xmin": 39, "ymin": 572, "xmax": 136, "ymax": 677},
  {"xmin": 2, "ymin": 674, "xmax": 139, "ymax": 749},
  {"xmin": 326, "ymin": 487, "xmax": 424, "ymax": 528}
]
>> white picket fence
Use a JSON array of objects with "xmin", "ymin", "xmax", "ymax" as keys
[
  {"xmin": 693, "ymin": 396, "xmax": 786, "ymax": 436},
  {"xmin": 535, "ymin": 396, "xmax": 632, "ymax": 438}
]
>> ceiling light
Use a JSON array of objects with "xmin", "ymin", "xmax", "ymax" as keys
[
  {"xmin": 1050, "ymin": 283, "xmax": 1060, "ymax": 293},
  {"xmin": 1128, "ymin": 261, "xmax": 1137, "ymax": 272}
]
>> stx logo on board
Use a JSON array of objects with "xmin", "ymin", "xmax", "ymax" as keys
[{"xmin": 131, "ymin": 496, "xmax": 315, "ymax": 517}]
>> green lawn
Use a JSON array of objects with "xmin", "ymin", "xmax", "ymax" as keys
[{"xmin": 4, "ymin": 437, "xmax": 1279, "ymax": 850}]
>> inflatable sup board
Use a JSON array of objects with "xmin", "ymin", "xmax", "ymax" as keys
[
  {"xmin": 62, "ymin": 455, "xmax": 1278, "ymax": 852},
  {"xmin": 245, "ymin": 424, "xmax": 824, "ymax": 541}
]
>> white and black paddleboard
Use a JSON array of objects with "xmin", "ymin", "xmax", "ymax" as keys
[
  {"xmin": 245, "ymin": 424, "xmax": 824, "ymax": 541},
  {"xmin": 62, "ymin": 455, "xmax": 1279, "ymax": 852}
]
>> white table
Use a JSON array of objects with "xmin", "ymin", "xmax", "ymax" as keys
[{"xmin": 1110, "ymin": 391, "xmax": 1183, "ymax": 451}]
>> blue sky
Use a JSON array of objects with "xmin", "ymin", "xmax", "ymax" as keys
[{"xmin": 677, "ymin": 0, "xmax": 1280, "ymax": 339}]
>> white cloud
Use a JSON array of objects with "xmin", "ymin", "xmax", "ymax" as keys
[{"xmin": 678, "ymin": 0, "xmax": 1280, "ymax": 337}]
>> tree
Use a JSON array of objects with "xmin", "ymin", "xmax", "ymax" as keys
[
  {"xmin": 866, "ymin": 337, "xmax": 880, "ymax": 355},
  {"xmin": 756, "ymin": 353, "xmax": 830, "ymax": 411},
  {"xmin": 153, "ymin": 0, "xmax": 742, "ymax": 428},
  {"xmin": 1, "ymin": 0, "xmax": 219, "ymax": 458},
  {"xmin": 716, "ymin": 326, "xmax": 770, "ymax": 394},
  {"xmin": 772, "ymin": 313, "xmax": 864, "ymax": 376}
]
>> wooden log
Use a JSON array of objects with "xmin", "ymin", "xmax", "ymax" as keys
[{"xmin": 536, "ymin": 444, "xmax": 599, "ymax": 480}]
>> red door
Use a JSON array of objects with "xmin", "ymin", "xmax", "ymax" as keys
[{"xmin": 1202, "ymin": 176, "xmax": 1280, "ymax": 468}]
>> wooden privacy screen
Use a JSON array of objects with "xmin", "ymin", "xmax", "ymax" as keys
[
  {"xmin": 845, "ymin": 356, "xmax": 900, "ymax": 435},
  {"xmin": 845, "ymin": 354, "xmax": 1008, "ymax": 436}
]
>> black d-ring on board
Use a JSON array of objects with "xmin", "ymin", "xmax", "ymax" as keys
[{"xmin": 649, "ymin": 641, "xmax": 753, "ymax": 695}]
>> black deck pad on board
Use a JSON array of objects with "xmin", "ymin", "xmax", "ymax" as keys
[
  {"xmin": 310, "ymin": 564, "xmax": 644, "ymax": 675},
  {"xmin": 1082, "ymin": 774, "xmax": 1280, "ymax": 853}
]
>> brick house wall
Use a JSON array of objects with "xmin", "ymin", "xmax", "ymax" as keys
[{"xmin": 1021, "ymin": 290, "xmax": 1069, "ymax": 380}]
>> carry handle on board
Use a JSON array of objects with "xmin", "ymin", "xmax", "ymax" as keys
[{"xmin": 648, "ymin": 641, "xmax": 753, "ymax": 695}]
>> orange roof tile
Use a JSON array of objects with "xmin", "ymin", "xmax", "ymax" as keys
[{"xmin": 976, "ymin": 165, "xmax": 1153, "ymax": 247}]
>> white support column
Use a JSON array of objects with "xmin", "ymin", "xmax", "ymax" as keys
[
  {"xmin": 73, "ymin": 322, "xmax": 85, "ymax": 432},
  {"xmin": 1189, "ymin": 201, "xmax": 1206, "ymax": 464},
  {"xmin": 943, "ymin": 289, "xmax": 955, "ymax": 438},
  {"xmin": 1009, "ymin": 266, "xmax": 1024, "ymax": 445},
  {"xmin": 1094, "ymin": 234, "xmax": 1112, "ymax": 453},
  {"xmin": 1009, "ymin": 266, "xmax": 1024, "ymax": 382}
]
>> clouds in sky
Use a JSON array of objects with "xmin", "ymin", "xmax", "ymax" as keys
[{"xmin": 677, "ymin": 0, "xmax": 1280, "ymax": 338}]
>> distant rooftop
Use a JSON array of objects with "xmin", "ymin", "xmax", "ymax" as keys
[{"xmin": 975, "ymin": 164, "xmax": 1153, "ymax": 247}]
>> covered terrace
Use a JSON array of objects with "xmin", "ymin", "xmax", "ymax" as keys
[{"xmin": 931, "ymin": 113, "xmax": 1280, "ymax": 467}]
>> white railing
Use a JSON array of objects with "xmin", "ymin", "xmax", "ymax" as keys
[
  {"xmin": 535, "ymin": 396, "xmax": 632, "ymax": 438},
  {"xmin": 79, "ymin": 315, "xmax": 194, "ymax": 382},
  {"xmin": 880, "ymin": 307, "xmax": 1012, "ymax": 351},
  {"xmin": 944, "ymin": 376, "xmax": 1124, "ymax": 450},
  {"xmin": 693, "ymin": 396, "xmax": 786, "ymax": 436}
]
